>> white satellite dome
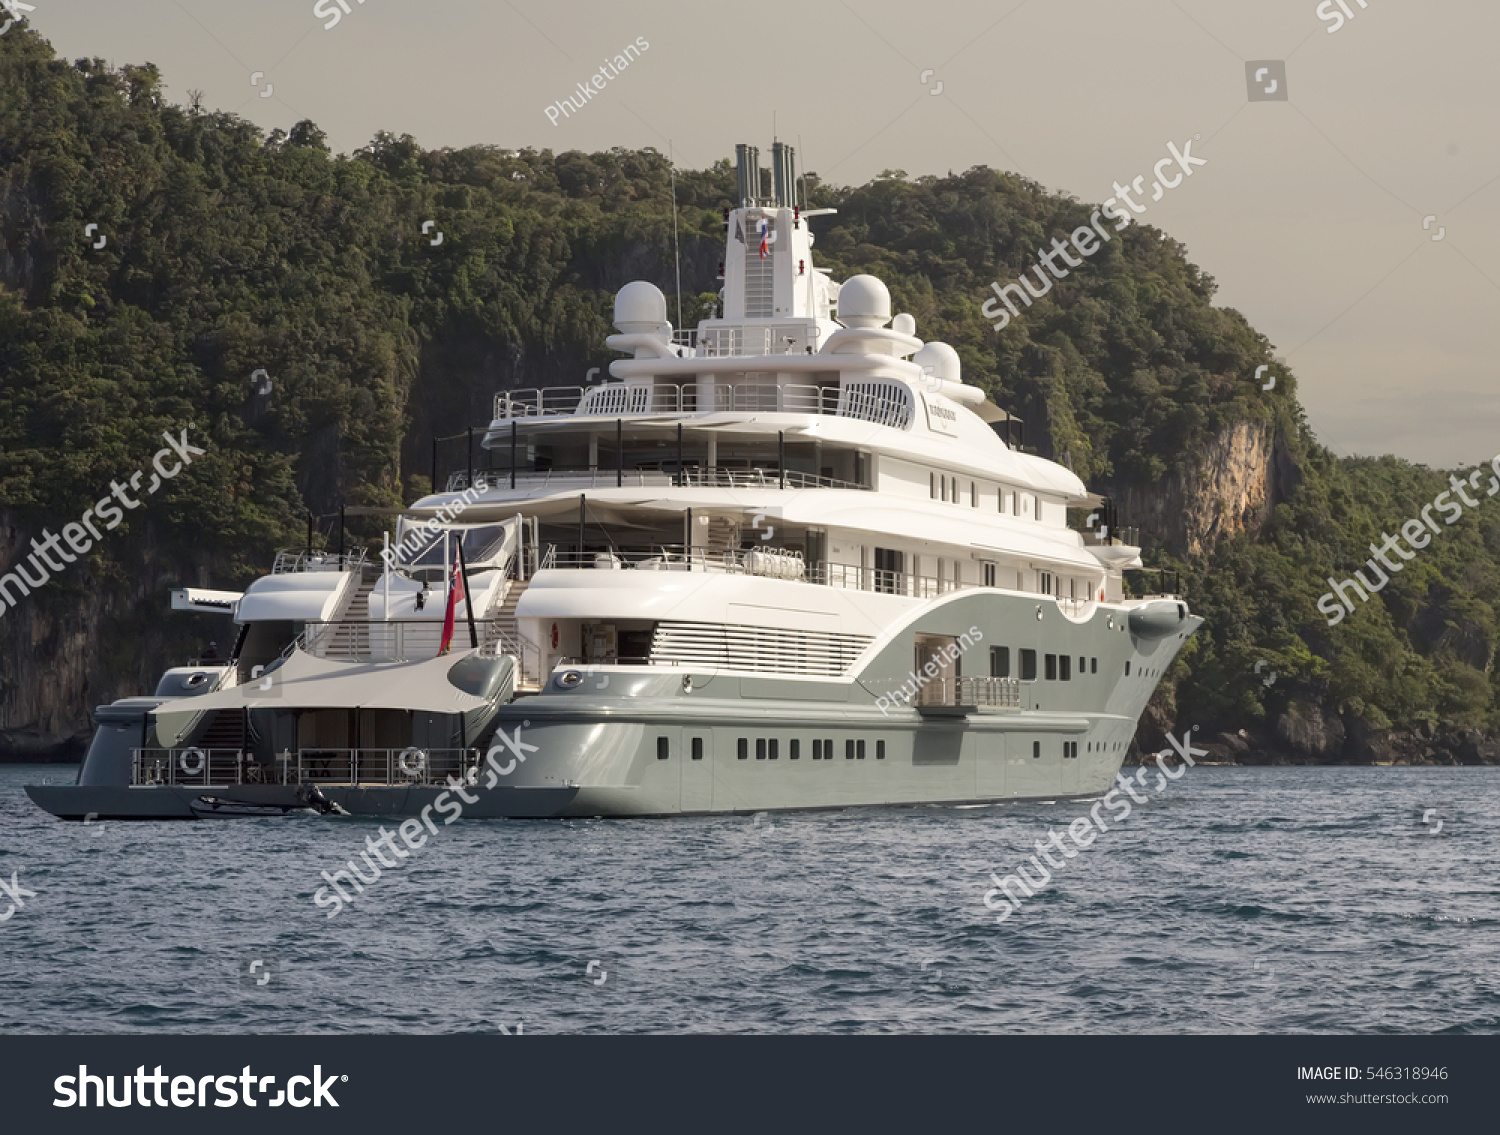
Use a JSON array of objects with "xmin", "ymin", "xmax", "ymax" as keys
[
  {"xmin": 891, "ymin": 312, "xmax": 917, "ymax": 336},
  {"xmin": 911, "ymin": 341, "xmax": 960, "ymax": 385},
  {"xmin": 613, "ymin": 280, "xmax": 670, "ymax": 334},
  {"xmin": 837, "ymin": 274, "xmax": 891, "ymax": 329}
]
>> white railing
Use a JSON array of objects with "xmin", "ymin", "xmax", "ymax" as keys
[
  {"xmin": 446, "ymin": 466, "xmax": 868, "ymax": 493},
  {"xmin": 492, "ymin": 382, "xmax": 910, "ymax": 428},
  {"xmin": 272, "ymin": 548, "xmax": 368, "ymax": 574},
  {"xmin": 696, "ymin": 325, "xmax": 814, "ymax": 357},
  {"xmin": 131, "ymin": 747, "xmax": 486, "ymax": 788},
  {"xmin": 956, "ymin": 677, "xmax": 1023, "ymax": 709}
]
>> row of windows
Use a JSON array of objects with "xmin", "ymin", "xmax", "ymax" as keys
[
  {"xmin": 660, "ymin": 735, "xmax": 1131, "ymax": 762},
  {"xmin": 1029, "ymin": 740, "xmax": 1080, "ymax": 759},
  {"xmin": 733, "ymin": 738, "xmax": 887, "ymax": 760},
  {"xmin": 928, "ymin": 473, "xmax": 1044, "ymax": 520},
  {"xmin": 989, "ymin": 647, "xmax": 1101, "ymax": 681}
]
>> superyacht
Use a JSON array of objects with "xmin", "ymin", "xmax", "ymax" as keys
[{"xmin": 27, "ymin": 141, "xmax": 1201, "ymax": 821}]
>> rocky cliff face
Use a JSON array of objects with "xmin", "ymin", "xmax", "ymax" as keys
[
  {"xmin": 1111, "ymin": 418, "xmax": 1297, "ymax": 557},
  {"xmin": 0, "ymin": 512, "xmax": 222, "ymax": 759}
]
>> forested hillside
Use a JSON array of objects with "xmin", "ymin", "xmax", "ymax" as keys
[{"xmin": 1, "ymin": 27, "xmax": 1496, "ymax": 761}]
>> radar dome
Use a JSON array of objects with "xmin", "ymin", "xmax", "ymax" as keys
[
  {"xmin": 613, "ymin": 281, "xmax": 670, "ymax": 334},
  {"xmin": 911, "ymin": 341, "xmax": 960, "ymax": 385},
  {"xmin": 837, "ymin": 274, "xmax": 891, "ymax": 329},
  {"xmin": 891, "ymin": 312, "xmax": 916, "ymax": 336}
]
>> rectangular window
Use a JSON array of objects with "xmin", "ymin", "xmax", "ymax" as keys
[
  {"xmin": 971, "ymin": 481, "xmax": 977, "ymax": 507},
  {"xmin": 1040, "ymin": 571, "xmax": 1053, "ymax": 595},
  {"xmin": 990, "ymin": 646, "xmax": 1010, "ymax": 678},
  {"xmin": 768, "ymin": 739, "xmax": 779, "ymax": 760},
  {"xmin": 1125, "ymin": 661, "xmax": 1131, "ymax": 676},
  {"xmin": 1060, "ymin": 655, "xmax": 1071, "ymax": 681},
  {"xmin": 812, "ymin": 739, "xmax": 821, "ymax": 760},
  {"xmin": 857, "ymin": 740, "xmax": 866, "ymax": 760},
  {"xmin": 1020, "ymin": 649, "xmax": 1037, "ymax": 681},
  {"xmin": 790, "ymin": 739, "xmax": 799, "ymax": 760},
  {"xmin": 877, "ymin": 740, "xmax": 886, "ymax": 760},
  {"xmin": 874, "ymin": 548, "xmax": 904, "ymax": 595},
  {"xmin": 983, "ymin": 563, "xmax": 997, "ymax": 588},
  {"xmin": 738, "ymin": 738, "xmax": 748, "ymax": 760},
  {"xmin": 1032, "ymin": 740, "xmax": 1041, "ymax": 759},
  {"xmin": 657, "ymin": 737, "xmax": 670, "ymax": 760},
  {"xmin": 930, "ymin": 472, "xmax": 937, "ymax": 499},
  {"xmin": 1091, "ymin": 657, "xmax": 1097, "ymax": 674},
  {"xmin": 846, "ymin": 739, "xmax": 855, "ymax": 760},
  {"xmin": 1078, "ymin": 656, "xmax": 1086, "ymax": 674},
  {"xmin": 691, "ymin": 737, "xmax": 703, "ymax": 760},
  {"xmin": 826, "ymin": 738, "xmax": 833, "ymax": 760},
  {"xmin": 1045, "ymin": 654, "xmax": 1058, "ymax": 681},
  {"xmin": 999, "ymin": 490, "xmax": 1006, "ymax": 514},
  {"xmin": 756, "ymin": 738, "xmax": 767, "ymax": 760},
  {"xmin": 1035, "ymin": 496, "xmax": 1043, "ymax": 521}
]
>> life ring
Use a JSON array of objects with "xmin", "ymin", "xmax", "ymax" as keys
[
  {"xmin": 179, "ymin": 748, "xmax": 206, "ymax": 776},
  {"xmin": 398, "ymin": 747, "xmax": 428, "ymax": 777}
]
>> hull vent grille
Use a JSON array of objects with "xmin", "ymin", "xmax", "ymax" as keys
[{"xmin": 650, "ymin": 621, "xmax": 871, "ymax": 677}]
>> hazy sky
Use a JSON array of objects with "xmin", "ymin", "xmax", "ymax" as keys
[{"xmin": 18, "ymin": 0, "xmax": 1500, "ymax": 468}]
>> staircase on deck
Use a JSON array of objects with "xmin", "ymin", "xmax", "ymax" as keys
[{"xmin": 321, "ymin": 574, "xmax": 377, "ymax": 660}]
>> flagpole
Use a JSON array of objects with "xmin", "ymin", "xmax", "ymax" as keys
[{"xmin": 456, "ymin": 533, "xmax": 479, "ymax": 650}]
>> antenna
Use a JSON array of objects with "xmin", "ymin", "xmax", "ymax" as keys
[
  {"xmin": 797, "ymin": 133, "xmax": 806, "ymax": 210},
  {"xmin": 669, "ymin": 141, "xmax": 684, "ymax": 333}
]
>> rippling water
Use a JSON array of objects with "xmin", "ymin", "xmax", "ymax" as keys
[{"xmin": 0, "ymin": 763, "xmax": 1495, "ymax": 1034}]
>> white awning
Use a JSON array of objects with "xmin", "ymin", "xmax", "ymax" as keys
[{"xmin": 151, "ymin": 648, "xmax": 492, "ymax": 746}]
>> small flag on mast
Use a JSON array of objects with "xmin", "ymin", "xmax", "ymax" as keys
[{"xmin": 757, "ymin": 218, "xmax": 771, "ymax": 259}]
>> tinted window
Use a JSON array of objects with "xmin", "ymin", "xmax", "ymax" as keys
[
  {"xmin": 1021, "ymin": 650, "xmax": 1037, "ymax": 680},
  {"xmin": 790, "ymin": 739, "xmax": 799, "ymax": 760},
  {"xmin": 657, "ymin": 737, "xmax": 669, "ymax": 760},
  {"xmin": 738, "ymin": 738, "xmax": 747, "ymax": 760},
  {"xmin": 1060, "ymin": 655, "xmax": 1071, "ymax": 681},
  {"xmin": 756, "ymin": 739, "xmax": 766, "ymax": 760},
  {"xmin": 877, "ymin": 740, "xmax": 886, "ymax": 760},
  {"xmin": 692, "ymin": 737, "xmax": 703, "ymax": 760},
  {"xmin": 1045, "ymin": 654, "xmax": 1058, "ymax": 681},
  {"xmin": 990, "ymin": 646, "xmax": 1010, "ymax": 678}
]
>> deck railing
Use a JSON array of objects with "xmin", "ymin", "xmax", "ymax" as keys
[
  {"xmin": 130, "ymin": 747, "xmax": 485, "ymax": 788},
  {"xmin": 272, "ymin": 547, "xmax": 368, "ymax": 574},
  {"xmin": 956, "ymin": 677, "xmax": 1023, "ymax": 709},
  {"xmin": 492, "ymin": 382, "xmax": 910, "ymax": 429},
  {"xmin": 445, "ymin": 466, "xmax": 869, "ymax": 494}
]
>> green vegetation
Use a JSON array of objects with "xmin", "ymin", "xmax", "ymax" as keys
[{"xmin": 1, "ymin": 29, "xmax": 1495, "ymax": 756}]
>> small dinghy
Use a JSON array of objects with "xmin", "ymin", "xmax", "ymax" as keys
[{"xmin": 189, "ymin": 795, "xmax": 313, "ymax": 819}]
